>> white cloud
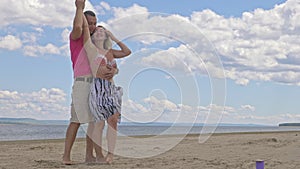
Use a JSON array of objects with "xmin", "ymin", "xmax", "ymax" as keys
[
  {"xmin": 241, "ymin": 105, "xmax": 256, "ymax": 112},
  {"xmin": 236, "ymin": 78, "xmax": 250, "ymax": 86},
  {"xmin": 111, "ymin": 3, "xmax": 149, "ymax": 20},
  {"xmin": 93, "ymin": 1, "xmax": 111, "ymax": 15},
  {"xmin": 23, "ymin": 43, "xmax": 60, "ymax": 57},
  {"xmin": 1, "ymin": 0, "xmax": 299, "ymax": 85},
  {"xmin": 0, "ymin": 0, "xmax": 95, "ymax": 28},
  {"xmin": 21, "ymin": 32, "xmax": 39, "ymax": 44},
  {"xmin": 105, "ymin": 4, "xmax": 190, "ymax": 44},
  {"xmin": 141, "ymin": 45, "xmax": 192, "ymax": 73},
  {"xmin": 0, "ymin": 1, "xmax": 94, "ymax": 57},
  {"xmin": 59, "ymin": 29, "xmax": 71, "ymax": 57},
  {"xmin": 0, "ymin": 35, "xmax": 22, "ymax": 50},
  {"xmin": 61, "ymin": 28, "xmax": 71, "ymax": 43},
  {"xmin": 190, "ymin": 0, "xmax": 300, "ymax": 86},
  {"xmin": 120, "ymin": 96, "xmax": 300, "ymax": 125},
  {"xmin": 221, "ymin": 113, "xmax": 300, "ymax": 125},
  {"xmin": 33, "ymin": 27, "xmax": 44, "ymax": 33},
  {"xmin": 19, "ymin": 29, "xmax": 70, "ymax": 57},
  {"xmin": 59, "ymin": 43, "xmax": 71, "ymax": 58},
  {"xmin": 112, "ymin": 0, "xmax": 300, "ymax": 86},
  {"xmin": 0, "ymin": 88, "xmax": 69, "ymax": 120},
  {"xmin": 122, "ymin": 96, "xmax": 221, "ymax": 124},
  {"xmin": 100, "ymin": 1, "xmax": 111, "ymax": 11},
  {"xmin": 122, "ymin": 97, "xmax": 197, "ymax": 124},
  {"xmin": 0, "ymin": 88, "xmax": 298, "ymax": 125}
]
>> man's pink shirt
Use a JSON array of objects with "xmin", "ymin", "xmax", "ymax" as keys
[{"xmin": 70, "ymin": 34, "xmax": 92, "ymax": 78}]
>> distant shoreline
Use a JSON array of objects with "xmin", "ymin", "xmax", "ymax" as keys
[
  {"xmin": 279, "ymin": 123, "xmax": 300, "ymax": 127},
  {"xmin": 1, "ymin": 130, "xmax": 299, "ymax": 143}
]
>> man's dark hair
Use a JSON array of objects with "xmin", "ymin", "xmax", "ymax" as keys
[{"xmin": 84, "ymin": 10, "xmax": 96, "ymax": 17}]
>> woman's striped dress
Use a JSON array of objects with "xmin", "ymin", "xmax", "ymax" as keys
[{"xmin": 89, "ymin": 78, "xmax": 123, "ymax": 122}]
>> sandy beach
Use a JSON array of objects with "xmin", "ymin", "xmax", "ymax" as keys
[{"xmin": 1, "ymin": 131, "xmax": 299, "ymax": 169}]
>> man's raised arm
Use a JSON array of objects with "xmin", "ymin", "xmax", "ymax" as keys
[{"xmin": 70, "ymin": 0, "xmax": 85, "ymax": 40}]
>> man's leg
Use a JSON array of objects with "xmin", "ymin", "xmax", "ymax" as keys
[
  {"xmin": 106, "ymin": 113, "xmax": 120, "ymax": 164},
  {"xmin": 85, "ymin": 122, "xmax": 96, "ymax": 163},
  {"xmin": 62, "ymin": 122, "xmax": 80, "ymax": 164}
]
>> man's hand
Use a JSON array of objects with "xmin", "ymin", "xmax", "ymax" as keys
[
  {"xmin": 96, "ymin": 65, "xmax": 117, "ymax": 79},
  {"xmin": 75, "ymin": 0, "xmax": 85, "ymax": 10}
]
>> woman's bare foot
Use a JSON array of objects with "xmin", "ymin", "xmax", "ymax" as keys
[
  {"xmin": 105, "ymin": 153, "xmax": 114, "ymax": 164},
  {"xmin": 96, "ymin": 157, "xmax": 106, "ymax": 164},
  {"xmin": 62, "ymin": 160, "xmax": 72, "ymax": 165},
  {"xmin": 85, "ymin": 156, "xmax": 96, "ymax": 163}
]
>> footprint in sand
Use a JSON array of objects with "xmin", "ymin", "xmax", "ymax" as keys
[
  {"xmin": 29, "ymin": 146, "xmax": 46, "ymax": 150},
  {"xmin": 34, "ymin": 160, "xmax": 62, "ymax": 168}
]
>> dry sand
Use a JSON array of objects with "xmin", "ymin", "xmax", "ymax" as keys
[{"xmin": 1, "ymin": 131, "xmax": 300, "ymax": 169}]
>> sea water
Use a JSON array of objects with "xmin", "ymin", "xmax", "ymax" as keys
[{"xmin": 0, "ymin": 124, "xmax": 299, "ymax": 141}]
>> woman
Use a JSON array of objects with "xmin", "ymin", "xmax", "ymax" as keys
[{"xmin": 82, "ymin": 13, "xmax": 131, "ymax": 164}]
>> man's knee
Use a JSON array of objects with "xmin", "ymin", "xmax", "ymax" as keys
[
  {"xmin": 110, "ymin": 115, "xmax": 119, "ymax": 124},
  {"xmin": 107, "ymin": 117, "xmax": 118, "ymax": 129},
  {"xmin": 70, "ymin": 122, "xmax": 80, "ymax": 128}
]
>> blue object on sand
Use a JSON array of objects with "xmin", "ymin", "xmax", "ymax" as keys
[{"xmin": 256, "ymin": 160, "xmax": 264, "ymax": 169}]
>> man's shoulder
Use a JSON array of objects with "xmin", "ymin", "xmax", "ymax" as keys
[
  {"xmin": 70, "ymin": 33, "xmax": 84, "ymax": 47},
  {"xmin": 70, "ymin": 33, "xmax": 83, "ymax": 42}
]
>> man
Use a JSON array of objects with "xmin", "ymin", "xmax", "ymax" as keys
[{"xmin": 62, "ymin": 0, "xmax": 116, "ymax": 164}]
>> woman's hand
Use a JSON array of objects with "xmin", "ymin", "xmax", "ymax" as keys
[{"xmin": 105, "ymin": 30, "xmax": 119, "ymax": 43}]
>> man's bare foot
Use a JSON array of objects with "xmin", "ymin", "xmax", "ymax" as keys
[
  {"xmin": 85, "ymin": 156, "xmax": 96, "ymax": 163},
  {"xmin": 62, "ymin": 156, "xmax": 74, "ymax": 165},
  {"xmin": 105, "ymin": 153, "xmax": 114, "ymax": 164},
  {"xmin": 62, "ymin": 160, "xmax": 75, "ymax": 165}
]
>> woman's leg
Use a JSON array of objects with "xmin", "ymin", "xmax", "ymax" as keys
[
  {"xmin": 92, "ymin": 121, "xmax": 105, "ymax": 162},
  {"xmin": 106, "ymin": 112, "xmax": 120, "ymax": 164}
]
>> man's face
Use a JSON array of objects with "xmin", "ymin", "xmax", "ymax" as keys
[{"xmin": 85, "ymin": 15, "xmax": 97, "ymax": 35}]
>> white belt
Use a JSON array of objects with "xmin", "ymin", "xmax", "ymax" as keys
[{"xmin": 75, "ymin": 77, "xmax": 93, "ymax": 83}]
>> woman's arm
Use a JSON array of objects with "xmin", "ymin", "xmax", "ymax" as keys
[
  {"xmin": 82, "ymin": 15, "xmax": 91, "ymax": 46},
  {"xmin": 82, "ymin": 14, "xmax": 99, "ymax": 77},
  {"xmin": 106, "ymin": 30, "xmax": 131, "ymax": 58}
]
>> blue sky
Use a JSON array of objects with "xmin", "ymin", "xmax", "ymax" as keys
[{"xmin": 0, "ymin": 0, "xmax": 300, "ymax": 125}]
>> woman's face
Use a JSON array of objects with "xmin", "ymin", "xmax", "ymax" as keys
[{"xmin": 92, "ymin": 27, "xmax": 107, "ymax": 41}]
